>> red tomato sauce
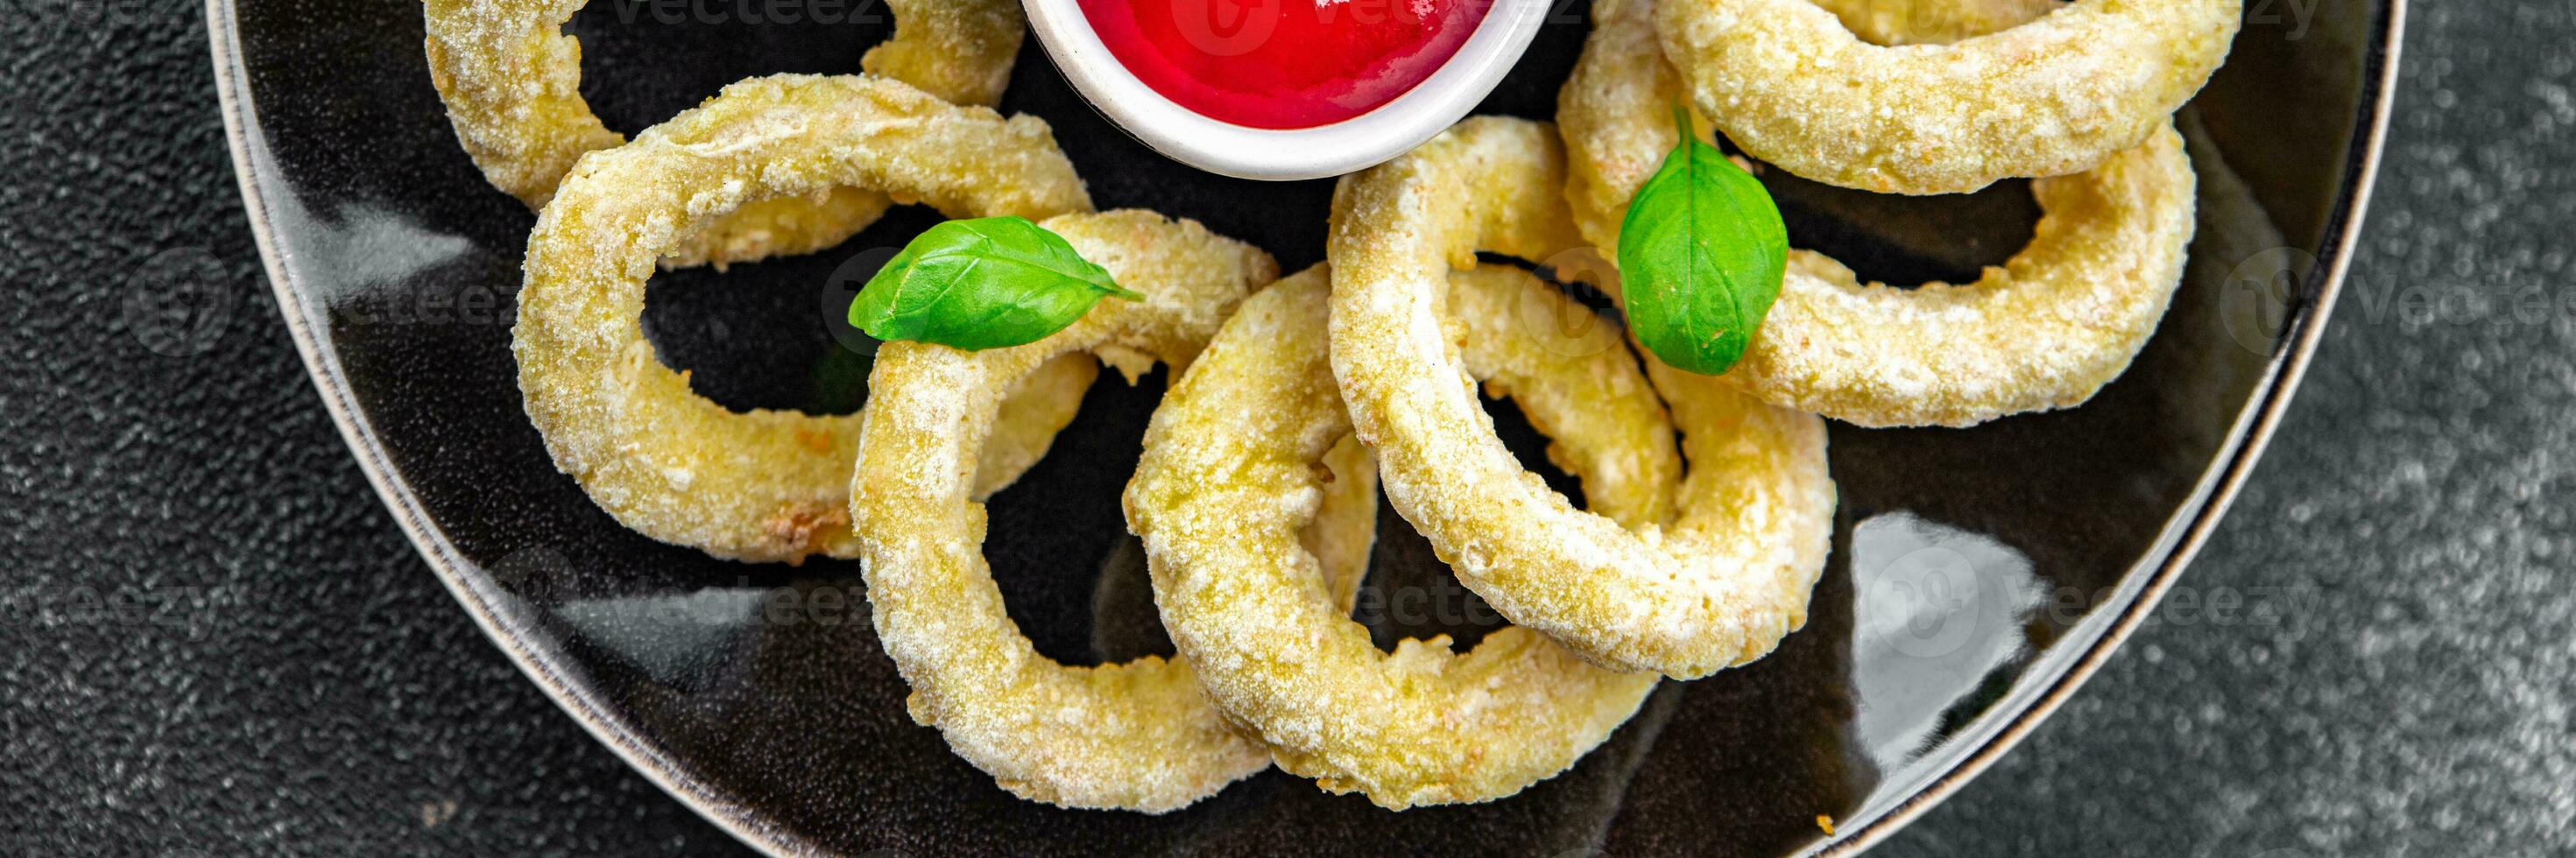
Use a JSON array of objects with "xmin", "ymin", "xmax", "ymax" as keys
[{"xmin": 1080, "ymin": 0, "xmax": 1493, "ymax": 129}]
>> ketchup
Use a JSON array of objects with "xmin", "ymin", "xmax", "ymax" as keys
[{"xmin": 1080, "ymin": 0, "xmax": 1493, "ymax": 130}]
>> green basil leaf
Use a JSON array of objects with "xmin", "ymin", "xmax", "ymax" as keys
[
  {"xmin": 847, "ymin": 215, "xmax": 1140, "ymax": 351},
  {"xmin": 1616, "ymin": 109, "xmax": 1789, "ymax": 376}
]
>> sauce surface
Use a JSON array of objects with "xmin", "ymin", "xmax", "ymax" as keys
[{"xmin": 1080, "ymin": 0, "xmax": 1493, "ymax": 130}]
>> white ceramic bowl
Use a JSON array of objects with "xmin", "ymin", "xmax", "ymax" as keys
[{"xmin": 1021, "ymin": 0, "xmax": 1553, "ymax": 180}]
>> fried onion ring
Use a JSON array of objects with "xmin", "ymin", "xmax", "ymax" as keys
[
  {"xmin": 423, "ymin": 0, "xmax": 1024, "ymax": 267},
  {"xmin": 1807, "ymin": 0, "xmax": 2065, "ymax": 46},
  {"xmin": 1655, "ymin": 0, "xmax": 2236, "ymax": 193},
  {"xmin": 1129, "ymin": 265, "xmax": 1666, "ymax": 810},
  {"xmin": 849, "ymin": 210, "xmax": 1281, "ymax": 812},
  {"xmin": 514, "ymin": 74, "xmax": 1094, "ymax": 563},
  {"xmin": 860, "ymin": 0, "xmax": 1027, "ymax": 109},
  {"xmin": 1728, "ymin": 128, "xmax": 2197, "ymax": 427},
  {"xmin": 1305, "ymin": 433, "xmax": 1381, "ymax": 616},
  {"xmin": 1563, "ymin": 1, "xmax": 2200, "ymax": 427},
  {"xmin": 1329, "ymin": 117, "xmax": 1836, "ymax": 679},
  {"xmin": 1558, "ymin": 0, "xmax": 1699, "ymax": 255},
  {"xmin": 1563, "ymin": 0, "xmax": 2066, "ymax": 250}
]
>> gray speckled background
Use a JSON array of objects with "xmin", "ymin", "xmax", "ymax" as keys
[{"xmin": 4, "ymin": 1, "xmax": 2565, "ymax": 854}]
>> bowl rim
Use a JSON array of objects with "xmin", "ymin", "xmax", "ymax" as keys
[
  {"xmin": 1019, "ymin": 0, "xmax": 1553, "ymax": 180},
  {"xmin": 204, "ymin": 0, "xmax": 2407, "ymax": 852}
]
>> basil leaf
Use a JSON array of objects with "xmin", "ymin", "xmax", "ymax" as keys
[
  {"xmin": 847, "ymin": 216, "xmax": 1140, "ymax": 351},
  {"xmin": 1616, "ymin": 108, "xmax": 1789, "ymax": 376}
]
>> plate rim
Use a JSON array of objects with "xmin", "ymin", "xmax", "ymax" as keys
[
  {"xmin": 1816, "ymin": 4, "xmax": 2408, "ymax": 849},
  {"xmin": 204, "ymin": 2, "xmax": 2407, "ymax": 852}
]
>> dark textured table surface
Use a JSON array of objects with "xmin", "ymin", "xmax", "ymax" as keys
[{"xmin": 5, "ymin": 1, "xmax": 2567, "ymax": 854}]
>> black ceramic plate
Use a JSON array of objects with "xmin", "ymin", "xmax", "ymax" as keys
[{"xmin": 208, "ymin": 1, "xmax": 2402, "ymax": 854}]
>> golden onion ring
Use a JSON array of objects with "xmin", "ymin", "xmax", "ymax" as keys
[
  {"xmin": 849, "ymin": 210, "xmax": 1281, "ymax": 813},
  {"xmin": 1655, "ymin": 0, "xmax": 2236, "ymax": 193},
  {"xmin": 1305, "ymin": 434, "xmax": 1380, "ymax": 617},
  {"xmin": 1561, "ymin": 0, "xmax": 2067, "ymax": 248},
  {"xmin": 1558, "ymin": 0, "xmax": 1699, "ymax": 255},
  {"xmin": 861, "ymin": 0, "xmax": 1026, "ymax": 109},
  {"xmin": 1563, "ymin": 0, "xmax": 2199, "ymax": 426},
  {"xmin": 1129, "ymin": 265, "xmax": 1665, "ymax": 810},
  {"xmin": 1728, "ymin": 128, "xmax": 2197, "ymax": 427},
  {"xmin": 422, "ymin": 0, "xmax": 1023, "ymax": 267},
  {"xmin": 1328, "ymin": 117, "xmax": 1836, "ymax": 679},
  {"xmin": 1807, "ymin": 0, "xmax": 2065, "ymax": 46},
  {"xmin": 1447, "ymin": 267, "xmax": 1679, "ymax": 528},
  {"xmin": 514, "ymin": 74, "xmax": 1093, "ymax": 564}
]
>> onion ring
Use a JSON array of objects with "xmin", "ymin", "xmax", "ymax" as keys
[
  {"xmin": 1655, "ymin": 0, "xmax": 2236, "ymax": 193},
  {"xmin": 1727, "ymin": 128, "xmax": 2196, "ymax": 427},
  {"xmin": 1328, "ymin": 116, "xmax": 1836, "ymax": 679},
  {"xmin": 1560, "ymin": 0, "xmax": 2058, "ymax": 249},
  {"xmin": 1557, "ymin": 0, "xmax": 1698, "ymax": 255},
  {"xmin": 1563, "ymin": 0, "xmax": 2199, "ymax": 427},
  {"xmin": 1129, "ymin": 265, "xmax": 1666, "ymax": 810},
  {"xmin": 849, "ymin": 210, "xmax": 1281, "ymax": 812},
  {"xmin": 1806, "ymin": 0, "xmax": 2065, "ymax": 46},
  {"xmin": 422, "ymin": 0, "xmax": 1023, "ymax": 267},
  {"xmin": 513, "ymin": 74, "xmax": 1094, "ymax": 563},
  {"xmin": 860, "ymin": 0, "xmax": 1027, "ymax": 109},
  {"xmin": 1305, "ymin": 433, "xmax": 1381, "ymax": 616}
]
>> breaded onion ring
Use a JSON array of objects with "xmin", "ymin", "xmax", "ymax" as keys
[
  {"xmin": 1558, "ymin": 0, "xmax": 1699, "ymax": 255},
  {"xmin": 514, "ymin": 74, "xmax": 1094, "ymax": 563},
  {"xmin": 1562, "ymin": 1, "xmax": 2200, "ymax": 426},
  {"xmin": 1305, "ymin": 434, "xmax": 1381, "ymax": 617},
  {"xmin": 422, "ymin": 0, "xmax": 1024, "ymax": 267},
  {"xmin": 1729, "ymin": 128, "xmax": 2197, "ymax": 427},
  {"xmin": 860, "ymin": 0, "xmax": 1026, "ymax": 109},
  {"xmin": 1807, "ymin": 0, "xmax": 2064, "ymax": 46},
  {"xmin": 1560, "ymin": 0, "xmax": 2059, "ymax": 249},
  {"xmin": 1129, "ymin": 266, "xmax": 1666, "ymax": 810},
  {"xmin": 1328, "ymin": 117, "xmax": 1836, "ymax": 679},
  {"xmin": 1655, "ymin": 0, "xmax": 2237, "ymax": 193},
  {"xmin": 849, "ymin": 210, "xmax": 1281, "ymax": 813}
]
